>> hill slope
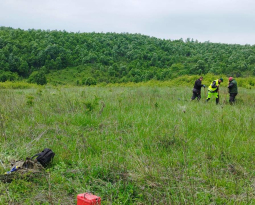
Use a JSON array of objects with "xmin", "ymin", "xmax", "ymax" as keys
[{"xmin": 1, "ymin": 27, "xmax": 255, "ymax": 84}]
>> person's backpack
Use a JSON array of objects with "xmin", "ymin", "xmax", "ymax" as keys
[{"xmin": 32, "ymin": 148, "xmax": 55, "ymax": 168}]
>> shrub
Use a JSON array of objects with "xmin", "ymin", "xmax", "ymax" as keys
[
  {"xmin": 28, "ymin": 71, "xmax": 47, "ymax": 85},
  {"xmin": 82, "ymin": 77, "xmax": 97, "ymax": 86},
  {"xmin": 0, "ymin": 71, "xmax": 18, "ymax": 82},
  {"xmin": 0, "ymin": 81, "xmax": 36, "ymax": 89}
]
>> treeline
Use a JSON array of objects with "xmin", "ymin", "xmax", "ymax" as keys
[{"xmin": 1, "ymin": 26, "xmax": 255, "ymax": 84}]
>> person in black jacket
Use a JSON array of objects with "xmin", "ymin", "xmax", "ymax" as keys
[
  {"xmin": 228, "ymin": 77, "xmax": 238, "ymax": 104},
  {"xmin": 191, "ymin": 76, "xmax": 205, "ymax": 101}
]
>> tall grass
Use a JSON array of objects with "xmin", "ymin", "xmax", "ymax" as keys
[
  {"xmin": 0, "ymin": 86, "xmax": 255, "ymax": 204},
  {"xmin": 102, "ymin": 74, "xmax": 255, "ymax": 89}
]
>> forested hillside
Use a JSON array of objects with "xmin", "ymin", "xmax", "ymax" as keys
[{"xmin": 1, "ymin": 26, "xmax": 255, "ymax": 84}]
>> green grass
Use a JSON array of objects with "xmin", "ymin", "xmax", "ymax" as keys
[
  {"xmin": 0, "ymin": 86, "xmax": 255, "ymax": 204},
  {"xmin": 46, "ymin": 70, "xmax": 255, "ymax": 89}
]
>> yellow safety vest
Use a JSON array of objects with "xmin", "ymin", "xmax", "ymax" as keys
[{"xmin": 208, "ymin": 79, "xmax": 219, "ymax": 92}]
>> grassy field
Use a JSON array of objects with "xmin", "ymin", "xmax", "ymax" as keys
[{"xmin": 0, "ymin": 85, "xmax": 255, "ymax": 204}]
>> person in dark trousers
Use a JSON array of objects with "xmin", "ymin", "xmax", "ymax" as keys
[
  {"xmin": 228, "ymin": 77, "xmax": 238, "ymax": 104},
  {"xmin": 206, "ymin": 78, "xmax": 223, "ymax": 104},
  {"xmin": 191, "ymin": 76, "xmax": 205, "ymax": 101}
]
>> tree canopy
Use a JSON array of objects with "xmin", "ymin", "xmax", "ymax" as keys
[{"xmin": 1, "ymin": 26, "xmax": 255, "ymax": 84}]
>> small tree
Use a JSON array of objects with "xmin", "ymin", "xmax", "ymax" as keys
[
  {"xmin": 28, "ymin": 71, "xmax": 47, "ymax": 85},
  {"xmin": 82, "ymin": 77, "xmax": 96, "ymax": 86}
]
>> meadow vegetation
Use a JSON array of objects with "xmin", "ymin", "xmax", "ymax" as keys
[
  {"xmin": 2, "ymin": 26, "xmax": 255, "ymax": 204},
  {"xmin": 0, "ymin": 82, "xmax": 255, "ymax": 204}
]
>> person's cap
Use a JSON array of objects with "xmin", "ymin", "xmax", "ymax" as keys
[
  {"xmin": 229, "ymin": 77, "xmax": 233, "ymax": 81},
  {"xmin": 219, "ymin": 78, "xmax": 223, "ymax": 82}
]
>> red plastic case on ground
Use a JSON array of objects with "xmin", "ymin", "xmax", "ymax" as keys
[{"xmin": 77, "ymin": 193, "xmax": 101, "ymax": 205}]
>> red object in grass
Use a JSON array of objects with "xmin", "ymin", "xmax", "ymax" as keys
[{"xmin": 77, "ymin": 193, "xmax": 101, "ymax": 205}]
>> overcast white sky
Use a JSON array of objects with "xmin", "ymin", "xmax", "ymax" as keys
[{"xmin": 1, "ymin": 0, "xmax": 255, "ymax": 45}]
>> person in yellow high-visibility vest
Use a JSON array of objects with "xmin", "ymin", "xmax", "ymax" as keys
[{"xmin": 206, "ymin": 78, "xmax": 223, "ymax": 104}]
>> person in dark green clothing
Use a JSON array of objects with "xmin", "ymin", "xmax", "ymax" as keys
[{"xmin": 228, "ymin": 77, "xmax": 238, "ymax": 104}]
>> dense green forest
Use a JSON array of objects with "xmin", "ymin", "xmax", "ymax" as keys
[{"xmin": 1, "ymin": 26, "xmax": 255, "ymax": 85}]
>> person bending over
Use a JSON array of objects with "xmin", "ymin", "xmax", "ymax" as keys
[
  {"xmin": 206, "ymin": 78, "xmax": 223, "ymax": 105},
  {"xmin": 191, "ymin": 76, "xmax": 205, "ymax": 101}
]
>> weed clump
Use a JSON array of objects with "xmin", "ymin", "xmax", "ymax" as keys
[{"xmin": 26, "ymin": 95, "xmax": 34, "ymax": 106}]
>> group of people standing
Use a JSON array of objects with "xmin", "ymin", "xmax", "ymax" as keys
[{"xmin": 191, "ymin": 76, "xmax": 238, "ymax": 105}]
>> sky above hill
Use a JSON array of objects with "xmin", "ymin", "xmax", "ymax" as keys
[{"xmin": 1, "ymin": 0, "xmax": 255, "ymax": 45}]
